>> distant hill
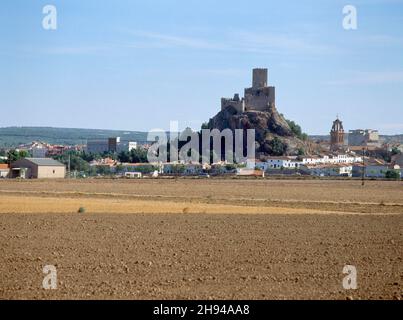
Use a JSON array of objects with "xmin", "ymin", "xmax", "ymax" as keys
[
  {"xmin": 0, "ymin": 127, "xmax": 149, "ymax": 148},
  {"xmin": 1, "ymin": 126, "xmax": 401, "ymax": 149},
  {"xmin": 380, "ymin": 134, "xmax": 403, "ymax": 144}
]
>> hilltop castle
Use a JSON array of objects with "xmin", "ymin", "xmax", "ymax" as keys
[{"xmin": 221, "ymin": 68, "xmax": 276, "ymax": 114}]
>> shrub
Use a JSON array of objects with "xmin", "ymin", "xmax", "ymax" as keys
[{"xmin": 385, "ymin": 170, "xmax": 400, "ymax": 180}]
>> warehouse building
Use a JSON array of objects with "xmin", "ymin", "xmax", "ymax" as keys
[{"xmin": 10, "ymin": 158, "xmax": 66, "ymax": 179}]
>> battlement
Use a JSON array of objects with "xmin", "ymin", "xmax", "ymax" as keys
[
  {"xmin": 220, "ymin": 68, "xmax": 275, "ymax": 114},
  {"xmin": 252, "ymin": 68, "xmax": 268, "ymax": 88},
  {"xmin": 221, "ymin": 94, "xmax": 245, "ymax": 113}
]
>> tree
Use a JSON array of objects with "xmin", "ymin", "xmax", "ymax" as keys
[
  {"xmin": 117, "ymin": 151, "xmax": 130, "ymax": 163},
  {"xmin": 96, "ymin": 165, "xmax": 112, "ymax": 176},
  {"xmin": 225, "ymin": 163, "xmax": 237, "ymax": 171},
  {"xmin": 171, "ymin": 164, "xmax": 185, "ymax": 175},
  {"xmin": 130, "ymin": 148, "xmax": 147, "ymax": 163},
  {"xmin": 391, "ymin": 147, "xmax": 401, "ymax": 156},
  {"xmin": 269, "ymin": 137, "xmax": 287, "ymax": 156},
  {"xmin": 385, "ymin": 170, "xmax": 400, "ymax": 180},
  {"xmin": 284, "ymin": 117, "xmax": 308, "ymax": 141},
  {"xmin": 80, "ymin": 151, "xmax": 100, "ymax": 162},
  {"xmin": 297, "ymin": 147, "xmax": 305, "ymax": 156},
  {"xmin": 7, "ymin": 149, "xmax": 29, "ymax": 163}
]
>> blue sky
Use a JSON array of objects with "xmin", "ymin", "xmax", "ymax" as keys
[{"xmin": 1, "ymin": 0, "xmax": 402, "ymax": 134}]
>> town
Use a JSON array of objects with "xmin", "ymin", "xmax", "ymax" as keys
[
  {"xmin": 0, "ymin": 68, "xmax": 401, "ymax": 181},
  {"xmin": 0, "ymin": 119, "xmax": 402, "ymax": 181}
]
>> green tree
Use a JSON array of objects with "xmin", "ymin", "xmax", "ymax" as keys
[
  {"xmin": 117, "ymin": 151, "xmax": 130, "ymax": 163},
  {"xmin": 171, "ymin": 164, "xmax": 185, "ymax": 175},
  {"xmin": 269, "ymin": 137, "xmax": 287, "ymax": 156},
  {"xmin": 283, "ymin": 117, "xmax": 308, "ymax": 141},
  {"xmin": 7, "ymin": 149, "xmax": 29, "ymax": 163},
  {"xmin": 52, "ymin": 153, "xmax": 92, "ymax": 176},
  {"xmin": 385, "ymin": 170, "xmax": 400, "ymax": 180},
  {"xmin": 96, "ymin": 165, "xmax": 112, "ymax": 176},
  {"xmin": 225, "ymin": 163, "xmax": 237, "ymax": 171},
  {"xmin": 129, "ymin": 148, "xmax": 148, "ymax": 163},
  {"xmin": 391, "ymin": 147, "xmax": 401, "ymax": 156},
  {"xmin": 297, "ymin": 147, "xmax": 305, "ymax": 156}
]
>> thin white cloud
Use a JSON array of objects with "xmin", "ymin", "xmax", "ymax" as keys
[
  {"xmin": 231, "ymin": 31, "xmax": 336, "ymax": 55},
  {"xmin": 124, "ymin": 29, "xmax": 337, "ymax": 55},
  {"xmin": 126, "ymin": 30, "xmax": 226, "ymax": 50},
  {"xmin": 19, "ymin": 28, "xmax": 338, "ymax": 58}
]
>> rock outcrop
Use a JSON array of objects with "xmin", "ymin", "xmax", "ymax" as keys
[{"xmin": 207, "ymin": 104, "xmax": 313, "ymax": 157}]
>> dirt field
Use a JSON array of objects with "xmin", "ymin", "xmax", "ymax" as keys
[{"xmin": 0, "ymin": 179, "xmax": 402, "ymax": 299}]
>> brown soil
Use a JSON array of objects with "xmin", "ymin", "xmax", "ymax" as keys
[{"xmin": 0, "ymin": 179, "xmax": 401, "ymax": 299}]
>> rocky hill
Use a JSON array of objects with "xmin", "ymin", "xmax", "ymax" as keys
[{"xmin": 207, "ymin": 104, "xmax": 315, "ymax": 157}]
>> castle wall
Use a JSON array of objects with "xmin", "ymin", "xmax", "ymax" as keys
[
  {"xmin": 244, "ymin": 86, "xmax": 275, "ymax": 111},
  {"xmin": 221, "ymin": 97, "xmax": 245, "ymax": 113},
  {"xmin": 252, "ymin": 68, "xmax": 268, "ymax": 88},
  {"xmin": 220, "ymin": 68, "xmax": 275, "ymax": 113}
]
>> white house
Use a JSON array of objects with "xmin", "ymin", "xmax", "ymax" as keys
[
  {"xmin": 264, "ymin": 157, "xmax": 302, "ymax": 169},
  {"xmin": 302, "ymin": 164, "xmax": 353, "ymax": 177},
  {"xmin": 302, "ymin": 154, "xmax": 362, "ymax": 165}
]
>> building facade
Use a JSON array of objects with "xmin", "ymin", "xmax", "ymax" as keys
[
  {"xmin": 86, "ymin": 137, "xmax": 137, "ymax": 154},
  {"xmin": 10, "ymin": 158, "xmax": 66, "ymax": 179},
  {"xmin": 348, "ymin": 129, "xmax": 380, "ymax": 147}
]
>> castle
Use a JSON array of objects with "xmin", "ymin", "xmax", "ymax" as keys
[{"xmin": 221, "ymin": 68, "xmax": 276, "ymax": 114}]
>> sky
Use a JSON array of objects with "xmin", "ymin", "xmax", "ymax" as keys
[{"xmin": 0, "ymin": 0, "xmax": 402, "ymax": 135}]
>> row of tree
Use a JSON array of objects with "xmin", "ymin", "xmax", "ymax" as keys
[{"xmin": 0, "ymin": 150, "xmax": 30, "ymax": 164}]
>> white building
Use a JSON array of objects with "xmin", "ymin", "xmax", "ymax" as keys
[
  {"xmin": 86, "ymin": 137, "xmax": 137, "ymax": 154},
  {"xmin": 250, "ymin": 157, "xmax": 302, "ymax": 170},
  {"xmin": 265, "ymin": 156, "xmax": 302, "ymax": 169},
  {"xmin": 301, "ymin": 154, "xmax": 362, "ymax": 165},
  {"xmin": 117, "ymin": 141, "xmax": 137, "ymax": 153},
  {"xmin": 302, "ymin": 164, "xmax": 353, "ymax": 177}
]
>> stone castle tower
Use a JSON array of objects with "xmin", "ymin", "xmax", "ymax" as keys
[
  {"xmin": 330, "ymin": 117, "xmax": 345, "ymax": 151},
  {"xmin": 221, "ymin": 68, "xmax": 276, "ymax": 114}
]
